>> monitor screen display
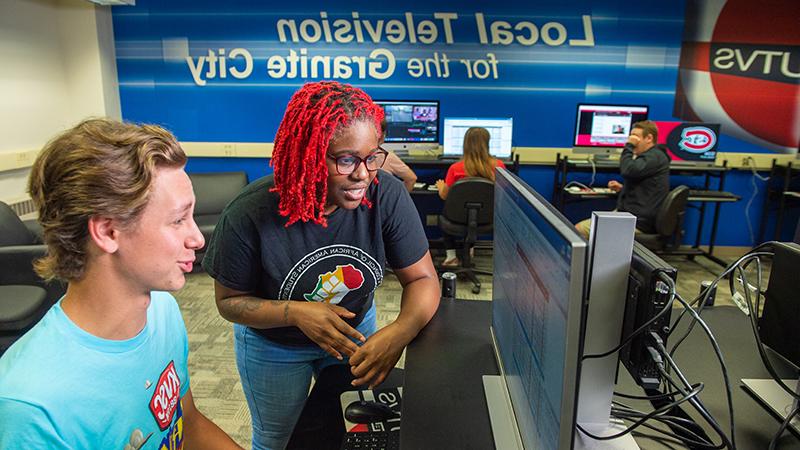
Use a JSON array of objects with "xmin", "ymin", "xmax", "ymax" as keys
[
  {"xmin": 442, "ymin": 117, "xmax": 514, "ymax": 158},
  {"xmin": 574, "ymin": 104, "xmax": 649, "ymax": 148},
  {"xmin": 654, "ymin": 121, "xmax": 721, "ymax": 164},
  {"xmin": 493, "ymin": 169, "xmax": 587, "ymax": 449},
  {"xmin": 374, "ymin": 100, "xmax": 439, "ymax": 144}
]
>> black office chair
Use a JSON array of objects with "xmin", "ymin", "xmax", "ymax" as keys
[
  {"xmin": 0, "ymin": 201, "xmax": 66, "ymax": 353},
  {"xmin": 0, "ymin": 201, "xmax": 65, "ymax": 305},
  {"xmin": 187, "ymin": 171, "xmax": 248, "ymax": 269},
  {"xmin": 635, "ymin": 185, "xmax": 690, "ymax": 252},
  {"xmin": 0, "ymin": 285, "xmax": 48, "ymax": 354},
  {"xmin": 438, "ymin": 177, "xmax": 494, "ymax": 294}
]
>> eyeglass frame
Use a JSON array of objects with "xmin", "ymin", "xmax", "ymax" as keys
[{"xmin": 326, "ymin": 147, "xmax": 389, "ymax": 175}]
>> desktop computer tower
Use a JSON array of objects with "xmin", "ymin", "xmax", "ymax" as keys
[{"xmin": 619, "ymin": 242, "xmax": 677, "ymax": 390}]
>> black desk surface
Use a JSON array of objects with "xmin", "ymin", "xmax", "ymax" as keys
[
  {"xmin": 401, "ymin": 301, "xmax": 799, "ymax": 449},
  {"xmin": 401, "ymin": 299, "xmax": 498, "ymax": 450}
]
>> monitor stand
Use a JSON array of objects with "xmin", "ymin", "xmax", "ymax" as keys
[
  {"xmin": 574, "ymin": 423, "xmax": 638, "ymax": 449},
  {"xmin": 741, "ymin": 377, "xmax": 800, "ymax": 435},
  {"xmin": 383, "ymin": 142, "xmax": 440, "ymax": 158},
  {"xmin": 483, "ymin": 374, "xmax": 524, "ymax": 450},
  {"xmin": 592, "ymin": 153, "xmax": 620, "ymax": 162},
  {"xmin": 575, "ymin": 212, "xmax": 639, "ymax": 450}
]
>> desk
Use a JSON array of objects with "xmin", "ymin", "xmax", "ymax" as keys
[
  {"xmin": 401, "ymin": 300, "xmax": 799, "ymax": 449},
  {"xmin": 401, "ymin": 299, "xmax": 498, "ymax": 450},
  {"xmin": 400, "ymin": 154, "xmax": 520, "ymax": 174},
  {"xmin": 553, "ymin": 155, "xmax": 736, "ymax": 267}
]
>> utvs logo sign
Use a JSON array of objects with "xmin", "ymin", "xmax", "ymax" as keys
[{"xmin": 679, "ymin": 127, "xmax": 717, "ymax": 154}]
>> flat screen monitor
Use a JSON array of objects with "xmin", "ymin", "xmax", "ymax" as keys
[
  {"xmin": 442, "ymin": 117, "xmax": 514, "ymax": 158},
  {"xmin": 492, "ymin": 168, "xmax": 588, "ymax": 449},
  {"xmin": 654, "ymin": 121, "xmax": 721, "ymax": 166},
  {"xmin": 741, "ymin": 242, "xmax": 800, "ymax": 437},
  {"xmin": 573, "ymin": 104, "xmax": 649, "ymax": 154},
  {"xmin": 374, "ymin": 100, "xmax": 440, "ymax": 151},
  {"xmin": 760, "ymin": 242, "xmax": 800, "ymax": 369}
]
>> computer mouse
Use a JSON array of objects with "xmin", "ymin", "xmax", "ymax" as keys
[{"xmin": 344, "ymin": 400, "xmax": 397, "ymax": 424}]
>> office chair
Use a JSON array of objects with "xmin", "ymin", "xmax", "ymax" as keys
[
  {"xmin": 0, "ymin": 285, "xmax": 47, "ymax": 354},
  {"xmin": 0, "ymin": 201, "xmax": 65, "ymax": 304},
  {"xmin": 0, "ymin": 201, "xmax": 66, "ymax": 353},
  {"xmin": 187, "ymin": 171, "xmax": 248, "ymax": 270},
  {"xmin": 437, "ymin": 177, "xmax": 494, "ymax": 294},
  {"xmin": 635, "ymin": 185, "xmax": 690, "ymax": 252}
]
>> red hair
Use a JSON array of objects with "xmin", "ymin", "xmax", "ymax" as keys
[{"xmin": 271, "ymin": 81, "xmax": 384, "ymax": 227}]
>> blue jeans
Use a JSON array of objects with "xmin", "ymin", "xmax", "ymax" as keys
[{"xmin": 234, "ymin": 304, "xmax": 377, "ymax": 450}]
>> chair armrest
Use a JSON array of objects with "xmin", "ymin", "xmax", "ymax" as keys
[
  {"xmin": 22, "ymin": 219, "xmax": 44, "ymax": 244},
  {"xmin": 0, "ymin": 245, "xmax": 66, "ymax": 305},
  {"xmin": 0, "ymin": 245, "xmax": 47, "ymax": 286}
]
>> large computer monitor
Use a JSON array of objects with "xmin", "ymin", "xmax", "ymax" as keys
[
  {"xmin": 374, "ymin": 100, "xmax": 440, "ymax": 152},
  {"xmin": 442, "ymin": 117, "xmax": 514, "ymax": 159},
  {"xmin": 742, "ymin": 242, "xmax": 800, "ymax": 435},
  {"xmin": 573, "ymin": 104, "xmax": 649, "ymax": 155},
  {"xmin": 491, "ymin": 168, "xmax": 588, "ymax": 449}
]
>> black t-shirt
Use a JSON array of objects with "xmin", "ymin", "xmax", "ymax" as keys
[{"xmin": 203, "ymin": 170, "xmax": 429, "ymax": 346}]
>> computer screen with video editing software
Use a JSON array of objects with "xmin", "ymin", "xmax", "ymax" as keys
[
  {"xmin": 573, "ymin": 104, "xmax": 649, "ymax": 152},
  {"xmin": 492, "ymin": 168, "xmax": 588, "ymax": 449},
  {"xmin": 442, "ymin": 117, "xmax": 514, "ymax": 158},
  {"xmin": 374, "ymin": 100, "xmax": 439, "ymax": 149}
]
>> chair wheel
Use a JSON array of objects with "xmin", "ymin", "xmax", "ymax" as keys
[{"xmin": 472, "ymin": 286, "xmax": 481, "ymax": 294}]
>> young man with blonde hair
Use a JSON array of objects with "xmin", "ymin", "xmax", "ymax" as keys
[{"xmin": 0, "ymin": 119, "xmax": 242, "ymax": 450}]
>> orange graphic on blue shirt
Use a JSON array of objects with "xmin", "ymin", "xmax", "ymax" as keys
[{"xmin": 303, "ymin": 264, "xmax": 364, "ymax": 304}]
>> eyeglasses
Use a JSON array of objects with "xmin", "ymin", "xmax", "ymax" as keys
[{"xmin": 327, "ymin": 148, "xmax": 388, "ymax": 175}]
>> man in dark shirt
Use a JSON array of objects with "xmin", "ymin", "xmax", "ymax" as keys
[{"xmin": 576, "ymin": 120, "xmax": 670, "ymax": 236}]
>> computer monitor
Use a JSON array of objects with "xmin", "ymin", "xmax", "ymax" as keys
[
  {"xmin": 573, "ymin": 104, "xmax": 649, "ymax": 155},
  {"xmin": 374, "ymin": 100, "xmax": 440, "ymax": 152},
  {"xmin": 620, "ymin": 242, "xmax": 677, "ymax": 390},
  {"xmin": 742, "ymin": 242, "xmax": 800, "ymax": 435},
  {"xmin": 442, "ymin": 117, "xmax": 514, "ymax": 159},
  {"xmin": 491, "ymin": 168, "xmax": 588, "ymax": 449},
  {"xmin": 654, "ymin": 121, "xmax": 721, "ymax": 166}
]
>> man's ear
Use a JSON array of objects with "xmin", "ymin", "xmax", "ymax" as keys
[{"xmin": 87, "ymin": 215, "xmax": 120, "ymax": 254}]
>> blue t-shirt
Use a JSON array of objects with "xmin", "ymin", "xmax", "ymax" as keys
[{"xmin": 0, "ymin": 292, "xmax": 190, "ymax": 450}]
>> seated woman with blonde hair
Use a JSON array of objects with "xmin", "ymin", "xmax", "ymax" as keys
[{"xmin": 435, "ymin": 127, "xmax": 506, "ymax": 267}]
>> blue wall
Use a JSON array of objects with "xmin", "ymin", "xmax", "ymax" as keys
[{"xmin": 113, "ymin": 0, "xmax": 800, "ymax": 246}]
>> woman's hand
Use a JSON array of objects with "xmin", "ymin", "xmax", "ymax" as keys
[
  {"xmin": 291, "ymin": 302, "xmax": 366, "ymax": 360},
  {"xmin": 349, "ymin": 323, "xmax": 412, "ymax": 388},
  {"xmin": 435, "ymin": 179, "xmax": 448, "ymax": 200}
]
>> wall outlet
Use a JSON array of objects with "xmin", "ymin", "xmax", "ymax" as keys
[
  {"xmin": 741, "ymin": 156, "xmax": 751, "ymax": 167},
  {"xmin": 221, "ymin": 143, "xmax": 236, "ymax": 156}
]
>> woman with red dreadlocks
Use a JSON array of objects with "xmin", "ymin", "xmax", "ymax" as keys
[{"xmin": 203, "ymin": 81, "xmax": 440, "ymax": 449}]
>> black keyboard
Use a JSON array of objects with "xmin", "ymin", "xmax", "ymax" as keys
[
  {"xmin": 688, "ymin": 189, "xmax": 740, "ymax": 200},
  {"xmin": 341, "ymin": 431, "xmax": 399, "ymax": 450}
]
